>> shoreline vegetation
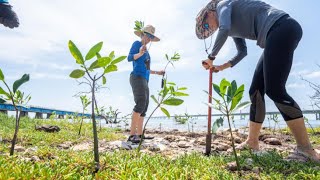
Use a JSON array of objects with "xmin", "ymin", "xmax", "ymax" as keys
[{"xmin": 0, "ymin": 114, "xmax": 320, "ymax": 179}]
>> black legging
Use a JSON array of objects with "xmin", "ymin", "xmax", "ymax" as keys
[{"xmin": 249, "ymin": 15, "xmax": 303, "ymax": 123}]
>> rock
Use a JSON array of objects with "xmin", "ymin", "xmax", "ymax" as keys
[
  {"xmin": 213, "ymin": 142, "xmax": 231, "ymax": 151},
  {"xmin": 31, "ymin": 156, "xmax": 40, "ymax": 162},
  {"xmin": 177, "ymin": 137, "xmax": 187, "ymax": 141},
  {"xmin": 226, "ymin": 162, "xmax": 239, "ymax": 171},
  {"xmin": 245, "ymin": 158, "xmax": 254, "ymax": 166},
  {"xmin": 227, "ymin": 134, "xmax": 242, "ymax": 144},
  {"xmin": 252, "ymin": 167, "xmax": 261, "ymax": 174},
  {"xmin": 242, "ymin": 165, "xmax": 253, "ymax": 171},
  {"xmin": 259, "ymin": 134, "xmax": 276, "ymax": 141},
  {"xmin": 72, "ymin": 143, "xmax": 91, "ymax": 151},
  {"xmin": 195, "ymin": 137, "xmax": 206, "ymax": 145},
  {"xmin": 164, "ymin": 135, "xmax": 176, "ymax": 142},
  {"xmin": 263, "ymin": 138, "xmax": 282, "ymax": 145},
  {"xmin": 24, "ymin": 147, "xmax": 38, "ymax": 154},
  {"xmin": 57, "ymin": 141, "xmax": 73, "ymax": 149},
  {"xmin": 178, "ymin": 141, "xmax": 191, "ymax": 148},
  {"xmin": 109, "ymin": 141, "xmax": 131, "ymax": 150},
  {"xmin": 14, "ymin": 146, "xmax": 26, "ymax": 152},
  {"xmin": 35, "ymin": 125, "xmax": 60, "ymax": 133},
  {"xmin": 149, "ymin": 144, "xmax": 166, "ymax": 152}
]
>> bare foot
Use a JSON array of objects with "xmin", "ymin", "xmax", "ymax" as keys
[
  {"xmin": 296, "ymin": 147, "xmax": 320, "ymax": 163},
  {"xmin": 236, "ymin": 139, "xmax": 259, "ymax": 151}
]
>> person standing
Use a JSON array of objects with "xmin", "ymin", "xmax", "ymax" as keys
[{"xmin": 127, "ymin": 25, "xmax": 165, "ymax": 143}]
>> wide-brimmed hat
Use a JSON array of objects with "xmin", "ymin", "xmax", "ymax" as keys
[
  {"xmin": 195, "ymin": 0, "xmax": 220, "ymax": 39},
  {"xmin": 134, "ymin": 25, "xmax": 160, "ymax": 42}
]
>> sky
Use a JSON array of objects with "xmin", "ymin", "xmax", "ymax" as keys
[{"xmin": 0, "ymin": 0, "xmax": 319, "ymax": 117}]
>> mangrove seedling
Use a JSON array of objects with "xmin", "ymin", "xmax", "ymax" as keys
[
  {"xmin": 0, "ymin": 68, "xmax": 30, "ymax": 156},
  {"xmin": 205, "ymin": 78, "xmax": 250, "ymax": 171},
  {"xmin": 137, "ymin": 79, "xmax": 188, "ymax": 151},
  {"xmin": 68, "ymin": 40, "xmax": 126, "ymax": 173}
]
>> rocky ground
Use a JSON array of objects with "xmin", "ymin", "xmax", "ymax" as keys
[{"xmin": 4, "ymin": 127, "xmax": 320, "ymax": 170}]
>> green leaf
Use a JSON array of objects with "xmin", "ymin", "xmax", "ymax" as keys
[
  {"xmin": 167, "ymin": 82, "xmax": 176, "ymax": 86},
  {"xmin": 178, "ymin": 87, "xmax": 187, "ymax": 91},
  {"xmin": 88, "ymin": 60, "xmax": 100, "ymax": 70},
  {"xmin": 98, "ymin": 57, "xmax": 112, "ymax": 67},
  {"xmin": 69, "ymin": 69, "xmax": 85, "ymax": 79},
  {"xmin": 161, "ymin": 107, "xmax": 170, "ymax": 118},
  {"xmin": 0, "ymin": 97, "xmax": 5, "ymax": 103},
  {"xmin": 212, "ymin": 117, "xmax": 224, "ymax": 134},
  {"xmin": 96, "ymin": 52, "xmax": 102, "ymax": 59},
  {"xmin": 230, "ymin": 85, "xmax": 245, "ymax": 111},
  {"xmin": 231, "ymin": 80, "xmax": 237, "ymax": 95},
  {"xmin": 151, "ymin": 95, "xmax": 159, "ymax": 104},
  {"xmin": 102, "ymin": 76, "xmax": 107, "ymax": 85},
  {"xmin": 13, "ymin": 74, "xmax": 30, "ymax": 94},
  {"xmin": 173, "ymin": 92, "xmax": 189, "ymax": 97},
  {"xmin": 226, "ymin": 86, "xmax": 232, "ymax": 103},
  {"xmin": 165, "ymin": 54, "xmax": 169, "ymax": 60},
  {"xmin": 109, "ymin": 51, "xmax": 115, "ymax": 60},
  {"xmin": 0, "ymin": 87, "xmax": 9, "ymax": 97},
  {"xmin": 213, "ymin": 83, "xmax": 221, "ymax": 97},
  {"xmin": 163, "ymin": 98, "xmax": 184, "ymax": 106},
  {"xmin": 111, "ymin": 56, "xmax": 127, "ymax": 65},
  {"xmin": 231, "ymin": 101, "xmax": 251, "ymax": 113},
  {"xmin": 219, "ymin": 78, "xmax": 231, "ymax": 97},
  {"xmin": 68, "ymin": 40, "xmax": 84, "ymax": 65},
  {"xmin": 0, "ymin": 68, "xmax": 4, "ymax": 81},
  {"xmin": 104, "ymin": 65, "xmax": 117, "ymax": 74},
  {"xmin": 85, "ymin": 42, "xmax": 103, "ymax": 60}
]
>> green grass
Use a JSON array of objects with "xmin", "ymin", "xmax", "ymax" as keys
[{"xmin": 0, "ymin": 114, "xmax": 320, "ymax": 179}]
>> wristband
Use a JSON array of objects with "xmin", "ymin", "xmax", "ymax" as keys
[{"xmin": 208, "ymin": 54, "xmax": 216, "ymax": 61}]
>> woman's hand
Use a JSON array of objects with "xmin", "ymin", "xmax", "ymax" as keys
[
  {"xmin": 139, "ymin": 45, "xmax": 146, "ymax": 55},
  {"xmin": 156, "ymin": 70, "xmax": 165, "ymax": 76},
  {"xmin": 215, "ymin": 62, "xmax": 232, "ymax": 71},
  {"xmin": 202, "ymin": 59, "xmax": 214, "ymax": 70}
]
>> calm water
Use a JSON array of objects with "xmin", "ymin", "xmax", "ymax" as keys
[{"xmin": 102, "ymin": 114, "xmax": 320, "ymax": 132}]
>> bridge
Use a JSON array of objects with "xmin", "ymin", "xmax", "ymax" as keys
[
  {"xmin": 0, "ymin": 103, "xmax": 91, "ymax": 119},
  {"xmin": 151, "ymin": 110, "xmax": 320, "ymax": 121}
]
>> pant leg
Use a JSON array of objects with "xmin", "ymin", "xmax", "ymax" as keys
[
  {"xmin": 141, "ymin": 84, "xmax": 149, "ymax": 117},
  {"xmin": 264, "ymin": 16, "xmax": 303, "ymax": 121},
  {"xmin": 249, "ymin": 53, "xmax": 266, "ymax": 123},
  {"xmin": 130, "ymin": 75, "xmax": 148, "ymax": 114}
]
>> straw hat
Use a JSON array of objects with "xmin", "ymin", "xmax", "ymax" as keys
[
  {"xmin": 134, "ymin": 25, "xmax": 160, "ymax": 42},
  {"xmin": 195, "ymin": 0, "xmax": 220, "ymax": 39}
]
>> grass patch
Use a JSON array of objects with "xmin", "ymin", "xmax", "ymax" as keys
[{"xmin": 1, "ymin": 114, "xmax": 320, "ymax": 179}]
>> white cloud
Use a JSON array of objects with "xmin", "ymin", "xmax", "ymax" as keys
[
  {"xmin": 287, "ymin": 83, "xmax": 305, "ymax": 89},
  {"xmin": 305, "ymin": 71, "xmax": 320, "ymax": 79}
]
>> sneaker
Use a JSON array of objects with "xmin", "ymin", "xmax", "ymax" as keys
[
  {"xmin": 0, "ymin": 3, "xmax": 19, "ymax": 28},
  {"xmin": 127, "ymin": 135, "xmax": 141, "ymax": 144},
  {"xmin": 139, "ymin": 135, "xmax": 154, "ymax": 140}
]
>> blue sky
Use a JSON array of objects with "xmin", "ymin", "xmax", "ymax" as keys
[{"xmin": 0, "ymin": 0, "xmax": 319, "ymax": 117}]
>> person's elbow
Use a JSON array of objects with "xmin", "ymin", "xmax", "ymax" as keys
[
  {"xmin": 127, "ymin": 54, "xmax": 134, "ymax": 62},
  {"xmin": 241, "ymin": 49, "xmax": 247, "ymax": 58}
]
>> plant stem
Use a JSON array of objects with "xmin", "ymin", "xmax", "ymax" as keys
[
  {"xmin": 137, "ymin": 104, "xmax": 161, "ymax": 152},
  {"xmin": 10, "ymin": 109, "xmax": 21, "ymax": 156},
  {"xmin": 226, "ymin": 112, "xmax": 240, "ymax": 171},
  {"xmin": 91, "ymin": 79, "xmax": 100, "ymax": 173},
  {"xmin": 223, "ymin": 98, "xmax": 240, "ymax": 171},
  {"xmin": 78, "ymin": 109, "xmax": 84, "ymax": 136}
]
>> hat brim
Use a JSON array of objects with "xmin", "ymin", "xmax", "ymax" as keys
[
  {"xmin": 195, "ymin": 2, "xmax": 217, "ymax": 39},
  {"xmin": 134, "ymin": 31, "xmax": 160, "ymax": 42}
]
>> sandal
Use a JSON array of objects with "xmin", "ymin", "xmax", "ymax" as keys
[{"xmin": 293, "ymin": 146, "xmax": 320, "ymax": 163}]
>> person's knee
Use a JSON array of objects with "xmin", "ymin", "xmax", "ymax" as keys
[
  {"xmin": 133, "ymin": 96, "xmax": 147, "ymax": 114},
  {"xmin": 265, "ymin": 88, "xmax": 279, "ymax": 102}
]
